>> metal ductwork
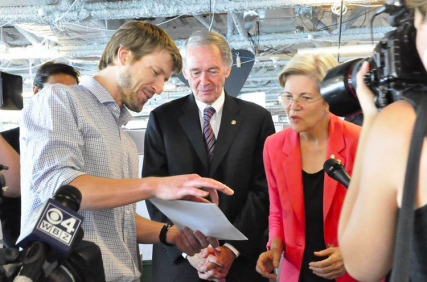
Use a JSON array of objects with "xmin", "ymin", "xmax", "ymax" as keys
[{"xmin": 0, "ymin": 0, "xmax": 379, "ymax": 23}]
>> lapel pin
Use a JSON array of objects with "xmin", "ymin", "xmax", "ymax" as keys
[{"xmin": 231, "ymin": 120, "xmax": 237, "ymax": 125}]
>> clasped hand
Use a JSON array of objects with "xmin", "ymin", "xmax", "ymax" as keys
[
  {"xmin": 167, "ymin": 226, "xmax": 219, "ymax": 256},
  {"xmin": 309, "ymin": 246, "xmax": 346, "ymax": 280},
  {"xmin": 188, "ymin": 246, "xmax": 236, "ymax": 282}
]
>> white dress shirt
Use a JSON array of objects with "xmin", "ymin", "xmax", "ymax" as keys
[{"xmin": 195, "ymin": 89, "xmax": 225, "ymax": 138}]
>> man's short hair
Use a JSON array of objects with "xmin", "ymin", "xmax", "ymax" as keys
[
  {"xmin": 33, "ymin": 62, "xmax": 80, "ymax": 90},
  {"xmin": 181, "ymin": 30, "xmax": 233, "ymax": 68},
  {"xmin": 98, "ymin": 20, "xmax": 182, "ymax": 74}
]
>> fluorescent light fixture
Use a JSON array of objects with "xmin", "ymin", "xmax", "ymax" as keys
[
  {"xmin": 240, "ymin": 92, "xmax": 265, "ymax": 108},
  {"xmin": 272, "ymin": 115, "xmax": 279, "ymax": 123},
  {"xmin": 163, "ymin": 83, "xmax": 176, "ymax": 91},
  {"xmin": 22, "ymin": 91, "xmax": 34, "ymax": 98},
  {"xmin": 0, "ymin": 47, "xmax": 59, "ymax": 60},
  {"xmin": 298, "ymin": 44, "xmax": 375, "ymax": 56},
  {"xmin": 0, "ymin": 42, "xmax": 9, "ymax": 52}
]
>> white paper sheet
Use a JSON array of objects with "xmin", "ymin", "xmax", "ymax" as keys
[{"xmin": 149, "ymin": 199, "xmax": 248, "ymax": 241}]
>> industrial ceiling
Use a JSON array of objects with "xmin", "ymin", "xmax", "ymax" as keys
[{"xmin": 0, "ymin": 0, "xmax": 390, "ymax": 120}]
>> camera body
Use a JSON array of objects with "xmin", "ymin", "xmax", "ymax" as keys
[
  {"xmin": 0, "ymin": 181, "xmax": 105, "ymax": 282},
  {"xmin": 0, "ymin": 240, "xmax": 105, "ymax": 282},
  {"xmin": 320, "ymin": 2, "xmax": 427, "ymax": 116},
  {"xmin": 0, "ymin": 72, "xmax": 23, "ymax": 111}
]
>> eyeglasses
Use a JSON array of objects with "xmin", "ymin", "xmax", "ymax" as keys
[{"xmin": 278, "ymin": 93, "xmax": 323, "ymax": 106}]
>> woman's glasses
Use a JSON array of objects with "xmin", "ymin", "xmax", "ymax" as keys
[{"xmin": 278, "ymin": 93, "xmax": 323, "ymax": 106}]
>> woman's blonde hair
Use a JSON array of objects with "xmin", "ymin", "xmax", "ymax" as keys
[
  {"xmin": 407, "ymin": 0, "xmax": 427, "ymax": 18},
  {"xmin": 278, "ymin": 53, "xmax": 338, "ymax": 88}
]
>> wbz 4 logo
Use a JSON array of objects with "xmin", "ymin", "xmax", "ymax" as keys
[{"xmin": 37, "ymin": 203, "xmax": 82, "ymax": 245}]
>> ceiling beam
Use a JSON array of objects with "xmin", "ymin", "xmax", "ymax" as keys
[
  {"xmin": 26, "ymin": 26, "xmax": 390, "ymax": 59},
  {"xmin": 230, "ymin": 12, "xmax": 255, "ymax": 53},
  {"xmin": 193, "ymin": 15, "xmax": 221, "ymax": 34},
  {"xmin": 0, "ymin": 0, "xmax": 381, "ymax": 23},
  {"xmin": 0, "ymin": 25, "xmax": 390, "ymax": 63},
  {"xmin": 0, "ymin": 0, "xmax": 56, "ymax": 6}
]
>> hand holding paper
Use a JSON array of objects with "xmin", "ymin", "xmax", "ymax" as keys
[{"xmin": 149, "ymin": 198, "xmax": 248, "ymax": 241}]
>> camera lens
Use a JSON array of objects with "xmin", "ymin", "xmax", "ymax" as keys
[{"xmin": 320, "ymin": 58, "xmax": 363, "ymax": 116}]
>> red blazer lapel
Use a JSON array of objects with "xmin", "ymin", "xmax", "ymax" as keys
[
  {"xmin": 323, "ymin": 114, "xmax": 347, "ymax": 221},
  {"xmin": 282, "ymin": 129, "xmax": 305, "ymax": 232}
]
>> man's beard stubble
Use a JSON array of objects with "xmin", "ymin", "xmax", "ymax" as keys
[{"xmin": 117, "ymin": 69, "xmax": 142, "ymax": 112}]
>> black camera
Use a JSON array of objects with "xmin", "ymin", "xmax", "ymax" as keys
[
  {"xmin": 0, "ymin": 72, "xmax": 23, "ymax": 111},
  {"xmin": 0, "ymin": 185, "xmax": 105, "ymax": 282},
  {"xmin": 320, "ymin": 1, "xmax": 427, "ymax": 116},
  {"xmin": 0, "ymin": 240, "xmax": 105, "ymax": 282}
]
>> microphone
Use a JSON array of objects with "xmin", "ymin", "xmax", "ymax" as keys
[
  {"xmin": 323, "ymin": 158, "xmax": 351, "ymax": 188},
  {"xmin": 15, "ymin": 185, "xmax": 84, "ymax": 282},
  {"xmin": 16, "ymin": 185, "xmax": 84, "ymax": 258}
]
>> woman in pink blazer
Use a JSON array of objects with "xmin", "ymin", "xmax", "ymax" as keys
[{"xmin": 256, "ymin": 53, "xmax": 361, "ymax": 282}]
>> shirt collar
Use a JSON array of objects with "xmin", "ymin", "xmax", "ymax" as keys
[
  {"xmin": 79, "ymin": 76, "xmax": 116, "ymax": 104},
  {"xmin": 195, "ymin": 89, "xmax": 225, "ymax": 114},
  {"xmin": 80, "ymin": 76, "xmax": 133, "ymax": 126}
]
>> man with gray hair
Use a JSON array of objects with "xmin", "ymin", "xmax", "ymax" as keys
[{"xmin": 143, "ymin": 30, "xmax": 275, "ymax": 281}]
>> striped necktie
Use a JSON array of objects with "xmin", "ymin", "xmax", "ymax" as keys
[{"xmin": 203, "ymin": 106, "xmax": 216, "ymax": 163}]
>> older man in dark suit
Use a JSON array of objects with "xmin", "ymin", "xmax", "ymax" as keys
[{"xmin": 143, "ymin": 30, "xmax": 275, "ymax": 282}]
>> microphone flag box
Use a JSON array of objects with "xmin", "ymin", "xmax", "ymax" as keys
[{"xmin": 17, "ymin": 198, "xmax": 84, "ymax": 256}]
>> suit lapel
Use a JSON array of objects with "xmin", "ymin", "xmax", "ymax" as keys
[
  {"xmin": 178, "ymin": 95, "xmax": 209, "ymax": 170},
  {"xmin": 209, "ymin": 94, "xmax": 242, "ymax": 178},
  {"xmin": 323, "ymin": 114, "xmax": 346, "ymax": 221},
  {"xmin": 282, "ymin": 130, "xmax": 306, "ymax": 231}
]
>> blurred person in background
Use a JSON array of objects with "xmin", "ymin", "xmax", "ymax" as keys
[
  {"xmin": 32, "ymin": 61, "xmax": 80, "ymax": 94},
  {"xmin": 0, "ymin": 61, "xmax": 79, "ymax": 248},
  {"xmin": 339, "ymin": 0, "xmax": 427, "ymax": 281}
]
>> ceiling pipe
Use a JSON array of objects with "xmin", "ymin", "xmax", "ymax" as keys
[
  {"xmin": 13, "ymin": 25, "xmax": 40, "ymax": 45},
  {"xmin": 230, "ymin": 12, "xmax": 255, "ymax": 53},
  {"xmin": 193, "ymin": 15, "xmax": 222, "ymax": 34},
  {"xmin": 309, "ymin": 9, "xmax": 331, "ymax": 33},
  {"xmin": 332, "ymin": 6, "xmax": 369, "ymax": 34},
  {"xmin": 51, "ymin": 25, "xmax": 392, "ymax": 59},
  {"xmin": 0, "ymin": 25, "xmax": 390, "ymax": 61},
  {"xmin": 226, "ymin": 26, "xmax": 392, "ymax": 49},
  {"xmin": 227, "ymin": 13, "xmax": 235, "ymax": 39}
]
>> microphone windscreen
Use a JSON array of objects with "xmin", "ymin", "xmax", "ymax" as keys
[
  {"xmin": 53, "ymin": 185, "xmax": 82, "ymax": 212},
  {"xmin": 323, "ymin": 158, "xmax": 339, "ymax": 176}
]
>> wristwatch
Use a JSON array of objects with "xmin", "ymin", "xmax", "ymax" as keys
[{"xmin": 159, "ymin": 223, "xmax": 174, "ymax": 246}]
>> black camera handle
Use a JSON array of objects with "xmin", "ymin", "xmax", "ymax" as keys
[{"xmin": 14, "ymin": 242, "xmax": 49, "ymax": 282}]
